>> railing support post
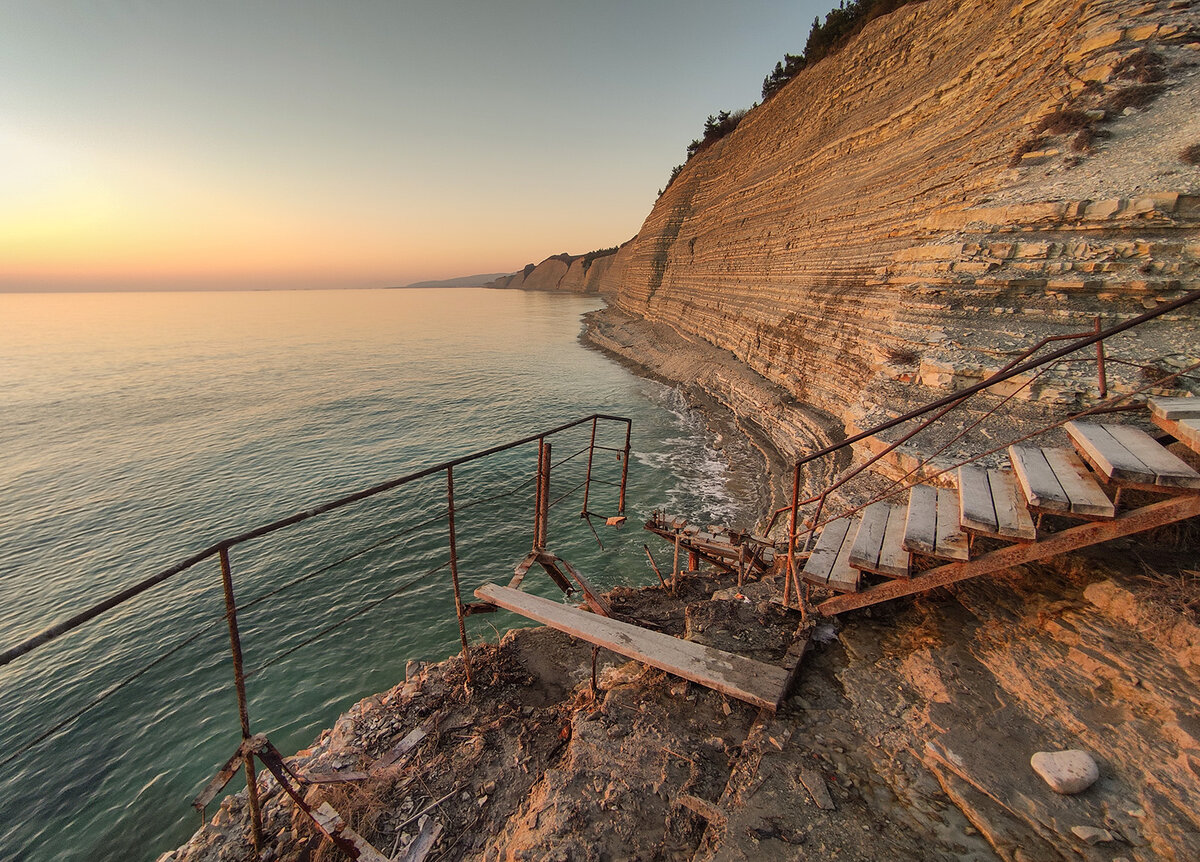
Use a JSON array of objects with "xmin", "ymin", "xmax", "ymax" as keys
[
  {"xmin": 539, "ymin": 442, "xmax": 552, "ymax": 548},
  {"xmin": 218, "ymin": 547, "xmax": 262, "ymax": 855},
  {"xmin": 446, "ymin": 467, "xmax": 472, "ymax": 685},
  {"xmin": 618, "ymin": 421, "xmax": 631, "ymax": 515},
  {"xmin": 533, "ymin": 439, "xmax": 545, "ymax": 552},
  {"xmin": 784, "ymin": 464, "xmax": 801, "ymax": 611},
  {"xmin": 581, "ymin": 417, "xmax": 597, "ymax": 516},
  {"xmin": 1094, "ymin": 316, "xmax": 1107, "ymax": 399}
]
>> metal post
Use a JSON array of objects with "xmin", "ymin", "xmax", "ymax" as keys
[
  {"xmin": 581, "ymin": 417, "xmax": 597, "ymax": 516},
  {"xmin": 1095, "ymin": 316, "xmax": 1107, "ymax": 398},
  {"xmin": 672, "ymin": 531, "xmax": 681, "ymax": 596},
  {"xmin": 533, "ymin": 439, "xmax": 545, "ymax": 552},
  {"xmin": 784, "ymin": 464, "xmax": 801, "ymax": 609},
  {"xmin": 618, "ymin": 421, "xmax": 631, "ymax": 515},
  {"xmin": 539, "ymin": 442, "xmax": 552, "ymax": 549},
  {"xmin": 218, "ymin": 547, "xmax": 262, "ymax": 854},
  {"xmin": 446, "ymin": 467, "xmax": 472, "ymax": 685}
]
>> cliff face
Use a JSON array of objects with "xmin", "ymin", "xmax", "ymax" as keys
[
  {"xmin": 590, "ymin": 0, "xmax": 1199, "ymax": 484},
  {"xmin": 490, "ymin": 250, "xmax": 622, "ymax": 293}
]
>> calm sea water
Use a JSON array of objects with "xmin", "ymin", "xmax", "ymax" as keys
[{"xmin": 0, "ymin": 288, "xmax": 752, "ymax": 862}]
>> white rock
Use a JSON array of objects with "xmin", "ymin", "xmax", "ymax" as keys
[
  {"xmin": 1031, "ymin": 749, "xmax": 1099, "ymax": 794},
  {"xmin": 1071, "ymin": 825, "xmax": 1114, "ymax": 845}
]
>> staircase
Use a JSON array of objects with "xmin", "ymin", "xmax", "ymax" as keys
[{"xmin": 806, "ymin": 398, "xmax": 1200, "ymax": 616}]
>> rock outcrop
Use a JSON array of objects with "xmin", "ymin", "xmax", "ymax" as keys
[
  {"xmin": 582, "ymin": 0, "xmax": 1199, "ymax": 492},
  {"xmin": 490, "ymin": 249, "xmax": 623, "ymax": 294}
]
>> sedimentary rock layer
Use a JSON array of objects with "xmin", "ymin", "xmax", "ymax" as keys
[{"xmin": 589, "ymin": 0, "xmax": 1199, "ymax": 474}]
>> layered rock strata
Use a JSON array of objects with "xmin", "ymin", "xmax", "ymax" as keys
[{"xmin": 583, "ymin": 0, "xmax": 1199, "ymax": 500}]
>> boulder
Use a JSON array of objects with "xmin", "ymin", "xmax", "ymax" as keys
[{"xmin": 1031, "ymin": 749, "xmax": 1099, "ymax": 794}]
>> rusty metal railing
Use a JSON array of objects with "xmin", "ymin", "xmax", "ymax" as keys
[
  {"xmin": 0, "ymin": 413, "xmax": 633, "ymax": 856},
  {"xmin": 775, "ymin": 288, "xmax": 1200, "ymax": 610}
]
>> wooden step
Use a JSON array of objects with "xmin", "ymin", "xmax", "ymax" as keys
[
  {"xmin": 903, "ymin": 485, "xmax": 969, "ymax": 561},
  {"xmin": 1066, "ymin": 421, "xmax": 1200, "ymax": 492},
  {"xmin": 801, "ymin": 517, "xmax": 861, "ymax": 593},
  {"xmin": 1009, "ymin": 446, "xmax": 1115, "ymax": 519},
  {"xmin": 958, "ymin": 465, "xmax": 1037, "ymax": 541},
  {"xmin": 1149, "ymin": 397, "xmax": 1200, "ymax": 454},
  {"xmin": 848, "ymin": 503, "xmax": 910, "ymax": 578},
  {"xmin": 474, "ymin": 584, "xmax": 791, "ymax": 710}
]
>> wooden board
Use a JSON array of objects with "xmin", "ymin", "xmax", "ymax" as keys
[
  {"xmin": 802, "ymin": 518, "xmax": 851, "ymax": 584},
  {"xmin": 958, "ymin": 464, "xmax": 998, "ymax": 534},
  {"xmin": 903, "ymin": 485, "xmax": 937, "ymax": 556},
  {"xmin": 1066, "ymin": 421, "xmax": 1157, "ymax": 486},
  {"xmin": 1103, "ymin": 424, "xmax": 1200, "ymax": 490},
  {"xmin": 934, "ymin": 488, "xmax": 970, "ymax": 561},
  {"xmin": 877, "ymin": 504, "xmax": 911, "ymax": 578},
  {"xmin": 1149, "ymin": 397, "xmax": 1200, "ymax": 421},
  {"xmin": 848, "ymin": 503, "xmax": 890, "ymax": 572},
  {"xmin": 827, "ymin": 517, "xmax": 862, "ymax": 593},
  {"xmin": 1040, "ymin": 448, "xmax": 1115, "ymax": 518},
  {"xmin": 1010, "ymin": 445, "xmax": 1070, "ymax": 512},
  {"xmin": 475, "ymin": 584, "xmax": 791, "ymax": 710},
  {"xmin": 819, "ymin": 493, "xmax": 1200, "ymax": 616},
  {"xmin": 990, "ymin": 470, "xmax": 1037, "ymax": 541}
]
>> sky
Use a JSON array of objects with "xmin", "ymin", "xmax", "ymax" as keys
[{"xmin": 2, "ymin": 1, "xmax": 824, "ymax": 291}]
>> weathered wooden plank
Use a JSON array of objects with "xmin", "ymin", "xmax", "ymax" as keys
[
  {"xmin": 877, "ymin": 504, "xmax": 911, "ymax": 578},
  {"xmin": 1010, "ymin": 445, "xmax": 1070, "ymax": 512},
  {"xmin": 934, "ymin": 488, "xmax": 970, "ymax": 561},
  {"xmin": 556, "ymin": 557, "xmax": 613, "ymax": 617},
  {"xmin": 1178, "ymin": 418, "xmax": 1200, "ymax": 451},
  {"xmin": 1041, "ymin": 448, "xmax": 1115, "ymax": 518},
  {"xmin": 827, "ymin": 517, "xmax": 861, "ymax": 593},
  {"xmin": 1103, "ymin": 424, "xmax": 1200, "ymax": 490},
  {"xmin": 848, "ymin": 503, "xmax": 890, "ymax": 572},
  {"xmin": 958, "ymin": 464, "xmax": 998, "ymax": 533},
  {"xmin": 903, "ymin": 485, "xmax": 938, "ymax": 556},
  {"xmin": 1066, "ymin": 421, "xmax": 1156, "ymax": 485},
  {"xmin": 397, "ymin": 818, "xmax": 444, "ymax": 862},
  {"xmin": 820, "ymin": 493, "xmax": 1200, "ymax": 616},
  {"xmin": 1149, "ymin": 396, "xmax": 1200, "ymax": 421},
  {"xmin": 802, "ymin": 518, "xmax": 852, "ymax": 584},
  {"xmin": 990, "ymin": 469, "xmax": 1038, "ymax": 541},
  {"xmin": 475, "ymin": 584, "xmax": 791, "ymax": 710},
  {"xmin": 312, "ymin": 802, "xmax": 391, "ymax": 862}
]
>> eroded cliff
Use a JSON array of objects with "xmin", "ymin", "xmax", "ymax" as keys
[{"xmin": 586, "ymin": 0, "xmax": 1199, "ymax": 498}]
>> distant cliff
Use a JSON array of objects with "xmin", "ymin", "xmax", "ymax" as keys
[
  {"xmin": 569, "ymin": 0, "xmax": 1200, "ymax": 493},
  {"xmin": 488, "ymin": 247, "xmax": 626, "ymax": 294}
]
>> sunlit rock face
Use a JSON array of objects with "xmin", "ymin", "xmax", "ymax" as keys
[{"xmin": 593, "ymin": 0, "xmax": 1199, "ymax": 472}]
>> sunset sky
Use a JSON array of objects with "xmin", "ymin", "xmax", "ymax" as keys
[{"xmin": 2, "ymin": 1, "xmax": 822, "ymax": 291}]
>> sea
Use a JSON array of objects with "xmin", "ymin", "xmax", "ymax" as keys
[{"xmin": 0, "ymin": 287, "xmax": 755, "ymax": 862}]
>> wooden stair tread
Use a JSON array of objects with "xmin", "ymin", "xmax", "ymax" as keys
[
  {"xmin": 1149, "ymin": 400, "xmax": 1200, "ymax": 456},
  {"xmin": 849, "ymin": 503, "xmax": 909, "ymax": 578},
  {"xmin": 903, "ymin": 486, "xmax": 968, "ymax": 561},
  {"xmin": 1067, "ymin": 421, "xmax": 1200, "ymax": 491},
  {"xmin": 801, "ymin": 517, "xmax": 861, "ymax": 593},
  {"xmin": 958, "ymin": 465, "xmax": 1037, "ymax": 541},
  {"xmin": 1010, "ymin": 446, "xmax": 1115, "ymax": 518},
  {"xmin": 1149, "ymin": 397, "xmax": 1200, "ymax": 421},
  {"xmin": 475, "ymin": 584, "xmax": 791, "ymax": 710}
]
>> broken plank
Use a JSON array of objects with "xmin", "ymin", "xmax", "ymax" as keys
[
  {"xmin": 676, "ymin": 793, "xmax": 728, "ymax": 824},
  {"xmin": 799, "ymin": 769, "xmax": 836, "ymax": 810},
  {"xmin": 370, "ymin": 727, "xmax": 428, "ymax": 773},
  {"xmin": 396, "ymin": 818, "xmax": 444, "ymax": 862},
  {"xmin": 475, "ymin": 584, "xmax": 791, "ymax": 710},
  {"xmin": 312, "ymin": 802, "xmax": 391, "ymax": 862},
  {"xmin": 296, "ymin": 770, "xmax": 369, "ymax": 784}
]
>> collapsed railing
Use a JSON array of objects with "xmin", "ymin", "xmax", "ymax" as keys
[
  {"xmin": 0, "ymin": 413, "xmax": 632, "ymax": 857},
  {"xmin": 767, "ymin": 289, "xmax": 1200, "ymax": 613}
]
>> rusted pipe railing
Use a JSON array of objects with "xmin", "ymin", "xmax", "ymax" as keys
[
  {"xmin": 218, "ymin": 548, "xmax": 262, "ymax": 853},
  {"xmin": 446, "ymin": 466, "xmax": 471, "ymax": 685},
  {"xmin": 1, "ymin": 413, "xmax": 632, "ymax": 669},
  {"xmin": 618, "ymin": 422, "xmax": 632, "ymax": 515},
  {"xmin": 581, "ymin": 417, "xmax": 597, "ymax": 516}
]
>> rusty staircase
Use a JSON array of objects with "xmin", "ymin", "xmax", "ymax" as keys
[{"xmin": 805, "ymin": 397, "xmax": 1200, "ymax": 616}]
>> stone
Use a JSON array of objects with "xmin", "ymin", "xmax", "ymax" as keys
[
  {"xmin": 1070, "ymin": 825, "xmax": 1115, "ymax": 845},
  {"xmin": 1031, "ymin": 750, "xmax": 1100, "ymax": 794}
]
